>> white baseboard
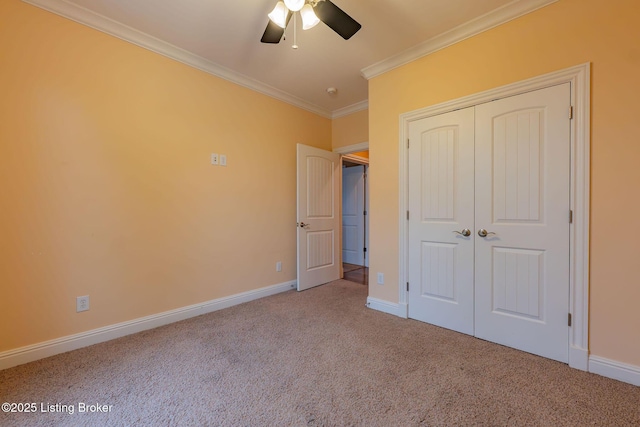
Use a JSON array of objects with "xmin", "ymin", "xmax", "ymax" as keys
[
  {"xmin": 589, "ymin": 355, "xmax": 640, "ymax": 387},
  {"xmin": 0, "ymin": 280, "xmax": 296, "ymax": 371},
  {"xmin": 366, "ymin": 300, "xmax": 640, "ymax": 388},
  {"xmin": 398, "ymin": 303, "xmax": 408, "ymax": 319},
  {"xmin": 7, "ymin": 283, "xmax": 638, "ymax": 389},
  {"xmin": 366, "ymin": 297, "xmax": 403, "ymax": 317},
  {"xmin": 569, "ymin": 345, "xmax": 589, "ymax": 371}
]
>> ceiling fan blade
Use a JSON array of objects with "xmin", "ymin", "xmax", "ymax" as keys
[
  {"xmin": 260, "ymin": 10, "xmax": 293, "ymax": 43},
  {"xmin": 261, "ymin": 20, "xmax": 285, "ymax": 43},
  {"xmin": 314, "ymin": 0, "xmax": 361, "ymax": 40}
]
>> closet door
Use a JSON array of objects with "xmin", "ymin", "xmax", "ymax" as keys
[
  {"xmin": 474, "ymin": 84, "xmax": 571, "ymax": 362},
  {"xmin": 407, "ymin": 108, "xmax": 475, "ymax": 335}
]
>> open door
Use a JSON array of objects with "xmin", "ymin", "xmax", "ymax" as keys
[{"xmin": 297, "ymin": 144, "xmax": 341, "ymax": 291}]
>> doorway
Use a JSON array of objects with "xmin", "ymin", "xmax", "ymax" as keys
[
  {"xmin": 336, "ymin": 146, "xmax": 369, "ymax": 285},
  {"xmin": 296, "ymin": 143, "xmax": 370, "ymax": 290}
]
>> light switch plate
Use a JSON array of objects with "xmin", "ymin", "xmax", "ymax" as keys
[{"xmin": 220, "ymin": 154, "xmax": 227, "ymax": 166}]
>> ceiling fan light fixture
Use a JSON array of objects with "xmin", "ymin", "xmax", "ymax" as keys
[
  {"xmin": 301, "ymin": 4, "xmax": 320, "ymax": 30},
  {"xmin": 261, "ymin": 0, "xmax": 361, "ymax": 45},
  {"xmin": 284, "ymin": 0, "xmax": 305, "ymax": 12},
  {"xmin": 268, "ymin": 1, "xmax": 289, "ymax": 28}
]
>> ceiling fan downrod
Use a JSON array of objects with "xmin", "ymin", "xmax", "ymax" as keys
[{"xmin": 292, "ymin": 13, "xmax": 298, "ymax": 49}]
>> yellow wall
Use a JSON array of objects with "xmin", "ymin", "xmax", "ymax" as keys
[
  {"xmin": 0, "ymin": 1, "xmax": 331, "ymax": 352},
  {"xmin": 368, "ymin": 0, "xmax": 640, "ymax": 366},
  {"xmin": 331, "ymin": 109, "xmax": 368, "ymax": 149}
]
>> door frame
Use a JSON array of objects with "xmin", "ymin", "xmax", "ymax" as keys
[
  {"xmin": 335, "ymin": 142, "xmax": 370, "ymax": 272},
  {"xmin": 334, "ymin": 142, "xmax": 369, "ymax": 156},
  {"xmin": 398, "ymin": 63, "xmax": 590, "ymax": 371},
  {"xmin": 341, "ymin": 164, "xmax": 367, "ymax": 267}
]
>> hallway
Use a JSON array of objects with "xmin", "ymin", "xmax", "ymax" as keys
[{"xmin": 343, "ymin": 263, "xmax": 368, "ymax": 285}]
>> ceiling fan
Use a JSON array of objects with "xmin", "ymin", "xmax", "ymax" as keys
[{"xmin": 261, "ymin": 0, "xmax": 361, "ymax": 44}]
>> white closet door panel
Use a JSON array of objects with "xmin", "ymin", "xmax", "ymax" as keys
[
  {"xmin": 474, "ymin": 83, "xmax": 571, "ymax": 363},
  {"xmin": 407, "ymin": 107, "xmax": 475, "ymax": 335}
]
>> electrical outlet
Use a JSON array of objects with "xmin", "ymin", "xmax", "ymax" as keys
[
  {"xmin": 276, "ymin": 261, "xmax": 282, "ymax": 272},
  {"xmin": 377, "ymin": 273, "xmax": 384, "ymax": 285},
  {"xmin": 211, "ymin": 153, "xmax": 219, "ymax": 165},
  {"xmin": 76, "ymin": 295, "xmax": 89, "ymax": 312}
]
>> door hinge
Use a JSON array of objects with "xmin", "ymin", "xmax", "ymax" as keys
[
  {"xmin": 569, "ymin": 210, "xmax": 573, "ymax": 223},
  {"xmin": 363, "ymin": 247, "xmax": 367, "ymax": 253},
  {"xmin": 406, "ymin": 282, "xmax": 409, "ymax": 292},
  {"xmin": 407, "ymin": 138, "xmax": 410, "ymax": 149},
  {"xmin": 363, "ymin": 210, "xmax": 367, "ymax": 216},
  {"xmin": 568, "ymin": 313, "xmax": 572, "ymax": 327},
  {"xmin": 407, "ymin": 210, "xmax": 410, "ymax": 220},
  {"xmin": 569, "ymin": 106, "xmax": 574, "ymax": 120}
]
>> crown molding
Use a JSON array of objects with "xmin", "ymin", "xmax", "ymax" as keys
[
  {"xmin": 361, "ymin": 0, "xmax": 559, "ymax": 80},
  {"xmin": 331, "ymin": 100, "xmax": 369, "ymax": 119},
  {"xmin": 21, "ymin": 0, "xmax": 333, "ymax": 118}
]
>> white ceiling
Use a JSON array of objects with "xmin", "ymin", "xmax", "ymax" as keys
[{"xmin": 25, "ymin": 0, "xmax": 555, "ymax": 117}]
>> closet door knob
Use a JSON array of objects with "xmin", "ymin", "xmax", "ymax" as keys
[
  {"xmin": 453, "ymin": 229, "xmax": 471, "ymax": 237},
  {"xmin": 477, "ymin": 229, "xmax": 496, "ymax": 238}
]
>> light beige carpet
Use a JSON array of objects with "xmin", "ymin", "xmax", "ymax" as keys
[{"xmin": 1, "ymin": 280, "xmax": 638, "ymax": 426}]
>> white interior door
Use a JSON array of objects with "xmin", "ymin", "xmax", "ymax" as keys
[
  {"xmin": 297, "ymin": 144, "xmax": 341, "ymax": 291},
  {"xmin": 474, "ymin": 83, "xmax": 571, "ymax": 362},
  {"xmin": 342, "ymin": 165, "xmax": 365, "ymax": 266},
  {"xmin": 407, "ymin": 107, "xmax": 476, "ymax": 335}
]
